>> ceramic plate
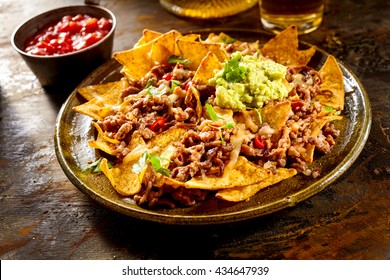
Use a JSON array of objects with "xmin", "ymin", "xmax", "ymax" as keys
[{"xmin": 54, "ymin": 29, "xmax": 371, "ymax": 225}]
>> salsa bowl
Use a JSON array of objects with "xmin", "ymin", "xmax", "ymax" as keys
[{"xmin": 11, "ymin": 5, "xmax": 116, "ymax": 91}]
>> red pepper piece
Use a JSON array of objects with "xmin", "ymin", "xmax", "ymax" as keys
[
  {"xmin": 150, "ymin": 117, "xmax": 166, "ymax": 132},
  {"xmin": 185, "ymin": 81, "xmax": 195, "ymax": 91},
  {"xmin": 254, "ymin": 135, "xmax": 265, "ymax": 149},
  {"xmin": 163, "ymin": 73, "xmax": 172, "ymax": 81},
  {"xmin": 291, "ymin": 100, "xmax": 304, "ymax": 111}
]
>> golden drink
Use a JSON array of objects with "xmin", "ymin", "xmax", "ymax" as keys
[
  {"xmin": 159, "ymin": 0, "xmax": 258, "ymax": 19},
  {"xmin": 259, "ymin": 0, "xmax": 324, "ymax": 34}
]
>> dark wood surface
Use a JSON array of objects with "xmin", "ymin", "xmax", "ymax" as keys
[{"xmin": 0, "ymin": 0, "xmax": 389, "ymax": 260}]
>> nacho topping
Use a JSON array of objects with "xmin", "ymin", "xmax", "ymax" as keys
[
  {"xmin": 73, "ymin": 27, "xmax": 345, "ymax": 207},
  {"xmin": 210, "ymin": 52, "xmax": 292, "ymax": 110}
]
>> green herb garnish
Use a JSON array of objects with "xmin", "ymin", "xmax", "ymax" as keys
[
  {"xmin": 248, "ymin": 107, "xmax": 263, "ymax": 125},
  {"xmin": 148, "ymin": 154, "xmax": 171, "ymax": 176},
  {"xmin": 205, "ymin": 104, "xmax": 236, "ymax": 145},
  {"xmin": 222, "ymin": 54, "xmax": 247, "ymax": 83},
  {"xmin": 324, "ymin": 105, "xmax": 334, "ymax": 112},
  {"xmin": 205, "ymin": 103, "xmax": 223, "ymax": 122},
  {"xmin": 171, "ymin": 80, "xmax": 181, "ymax": 92},
  {"xmin": 132, "ymin": 151, "xmax": 170, "ymax": 176},
  {"xmin": 221, "ymin": 36, "xmax": 237, "ymax": 44},
  {"xmin": 168, "ymin": 55, "xmax": 189, "ymax": 65},
  {"xmin": 145, "ymin": 79, "xmax": 156, "ymax": 89},
  {"xmin": 220, "ymin": 122, "xmax": 235, "ymax": 129},
  {"xmin": 85, "ymin": 158, "xmax": 112, "ymax": 173}
]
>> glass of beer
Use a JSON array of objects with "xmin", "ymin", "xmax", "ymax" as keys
[
  {"xmin": 159, "ymin": 0, "xmax": 258, "ymax": 19},
  {"xmin": 259, "ymin": 0, "xmax": 324, "ymax": 34}
]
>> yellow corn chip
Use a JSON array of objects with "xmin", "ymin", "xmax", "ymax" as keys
[
  {"xmin": 261, "ymin": 25, "xmax": 316, "ymax": 66},
  {"xmin": 304, "ymin": 115, "xmax": 343, "ymax": 162},
  {"xmin": 134, "ymin": 29, "xmax": 162, "ymax": 47},
  {"xmin": 177, "ymin": 39, "xmax": 229, "ymax": 70},
  {"xmin": 163, "ymin": 156, "xmax": 272, "ymax": 190},
  {"xmin": 78, "ymin": 81, "xmax": 120, "ymax": 102},
  {"xmin": 216, "ymin": 168, "xmax": 297, "ymax": 202},
  {"xmin": 193, "ymin": 52, "xmax": 222, "ymax": 85},
  {"xmin": 73, "ymin": 81, "xmax": 124, "ymax": 120},
  {"xmin": 314, "ymin": 55, "xmax": 345, "ymax": 110}
]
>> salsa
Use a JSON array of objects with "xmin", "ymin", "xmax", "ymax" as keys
[{"xmin": 24, "ymin": 14, "xmax": 112, "ymax": 56}]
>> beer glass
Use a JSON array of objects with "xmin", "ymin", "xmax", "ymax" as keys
[
  {"xmin": 259, "ymin": 0, "xmax": 324, "ymax": 34},
  {"xmin": 159, "ymin": 0, "xmax": 258, "ymax": 19}
]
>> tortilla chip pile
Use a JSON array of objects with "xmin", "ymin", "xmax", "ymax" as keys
[{"xmin": 73, "ymin": 26, "xmax": 345, "ymax": 205}]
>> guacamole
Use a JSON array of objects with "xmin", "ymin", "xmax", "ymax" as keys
[{"xmin": 209, "ymin": 52, "xmax": 290, "ymax": 110}]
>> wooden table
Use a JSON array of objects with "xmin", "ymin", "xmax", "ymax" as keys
[{"xmin": 1, "ymin": 0, "xmax": 389, "ymax": 260}]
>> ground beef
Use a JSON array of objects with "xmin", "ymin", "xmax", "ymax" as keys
[{"xmin": 169, "ymin": 126, "xmax": 234, "ymax": 182}]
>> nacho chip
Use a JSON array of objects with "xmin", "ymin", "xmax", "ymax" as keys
[
  {"xmin": 122, "ymin": 133, "xmax": 148, "ymax": 165},
  {"xmin": 73, "ymin": 81, "xmax": 124, "ymax": 120},
  {"xmin": 153, "ymin": 144, "xmax": 177, "ymax": 187},
  {"xmin": 205, "ymin": 32, "xmax": 234, "ymax": 44},
  {"xmin": 150, "ymin": 30, "xmax": 181, "ymax": 64},
  {"xmin": 303, "ymin": 115, "xmax": 343, "ymax": 162},
  {"xmin": 179, "ymin": 33, "xmax": 201, "ymax": 42},
  {"xmin": 177, "ymin": 39, "xmax": 229, "ymax": 70},
  {"xmin": 185, "ymin": 86, "xmax": 203, "ymax": 121},
  {"xmin": 100, "ymin": 157, "xmax": 145, "ymax": 196},
  {"xmin": 193, "ymin": 52, "xmax": 222, "ymax": 85},
  {"xmin": 147, "ymin": 127, "xmax": 187, "ymax": 154},
  {"xmin": 163, "ymin": 156, "xmax": 272, "ymax": 190},
  {"xmin": 115, "ymin": 42, "xmax": 153, "ymax": 81},
  {"xmin": 134, "ymin": 29, "xmax": 162, "ymax": 47},
  {"xmin": 78, "ymin": 81, "xmax": 121, "ymax": 102},
  {"xmin": 100, "ymin": 132, "xmax": 150, "ymax": 196},
  {"xmin": 261, "ymin": 25, "xmax": 316, "ymax": 66},
  {"xmin": 88, "ymin": 134, "xmax": 116, "ymax": 156},
  {"xmin": 261, "ymin": 100, "xmax": 292, "ymax": 130},
  {"xmin": 91, "ymin": 122, "xmax": 120, "ymax": 144},
  {"xmin": 216, "ymin": 168, "xmax": 297, "ymax": 202},
  {"xmin": 314, "ymin": 55, "xmax": 345, "ymax": 110},
  {"xmin": 116, "ymin": 30, "xmax": 182, "ymax": 81}
]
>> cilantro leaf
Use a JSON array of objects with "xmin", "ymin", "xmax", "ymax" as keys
[
  {"xmin": 220, "ymin": 122, "xmax": 236, "ymax": 129},
  {"xmin": 222, "ymin": 55, "xmax": 247, "ymax": 83},
  {"xmin": 168, "ymin": 55, "xmax": 189, "ymax": 65},
  {"xmin": 148, "ymin": 154, "xmax": 171, "ymax": 176},
  {"xmin": 205, "ymin": 104, "xmax": 236, "ymax": 145},
  {"xmin": 248, "ymin": 107, "xmax": 262, "ymax": 125},
  {"xmin": 221, "ymin": 36, "xmax": 237, "ymax": 44},
  {"xmin": 171, "ymin": 80, "xmax": 181, "ymax": 92},
  {"xmin": 145, "ymin": 79, "xmax": 156, "ymax": 89},
  {"xmin": 324, "ymin": 105, "xmax": 334, "ymax": 112},
  {"xmin": 85, "ymin": 158, "xmax": 113, "ymax": 173},
  {"xmin": 205, "ymin": 104, "xmax": 223, "ymax": 122},
  {"xmin": 132, "ymin": 151, "xmax": 170, "ymax": 176}
]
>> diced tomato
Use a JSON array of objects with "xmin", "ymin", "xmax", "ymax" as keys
[
  {"xmin": 163, "ymin": 73, "xmax": 172, "ymax": 81},
  {"xmin": 291, "ymin": 100, "xmax": 304, "ymax": 111},
  {"xmin": 185, "ymin": 81, "xmax": 195, "ymax": 91},
  {"xmin": 150, "ymin": 117, "xmax": 166, "ymax": 132},
  {"xmin": 254, "ymin": 135, "xmax": 265, "ymax": 149},
  {"xmin": 98, "ymin": 17, "xmax": 112, "ymax": 31},
  {"xmin": 83, "ymin": 17, "xmax": 99, "ymax": 33},
  {"xmin": 83, "ymin": 32, "xmax": 103, "ymax": 47},
  {"xmin": 24, "ymin": 14, "xmax": 112, "ymax": 56}
]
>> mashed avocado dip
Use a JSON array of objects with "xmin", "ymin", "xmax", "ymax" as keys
[{"xmin": 209, "ymin": 52, "xmax": 290, "ymax": 110}]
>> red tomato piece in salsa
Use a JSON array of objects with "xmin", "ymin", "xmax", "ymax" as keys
[{"xmin": 24, "ymin": 14, "xmax": 112, "ymax": 56}]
